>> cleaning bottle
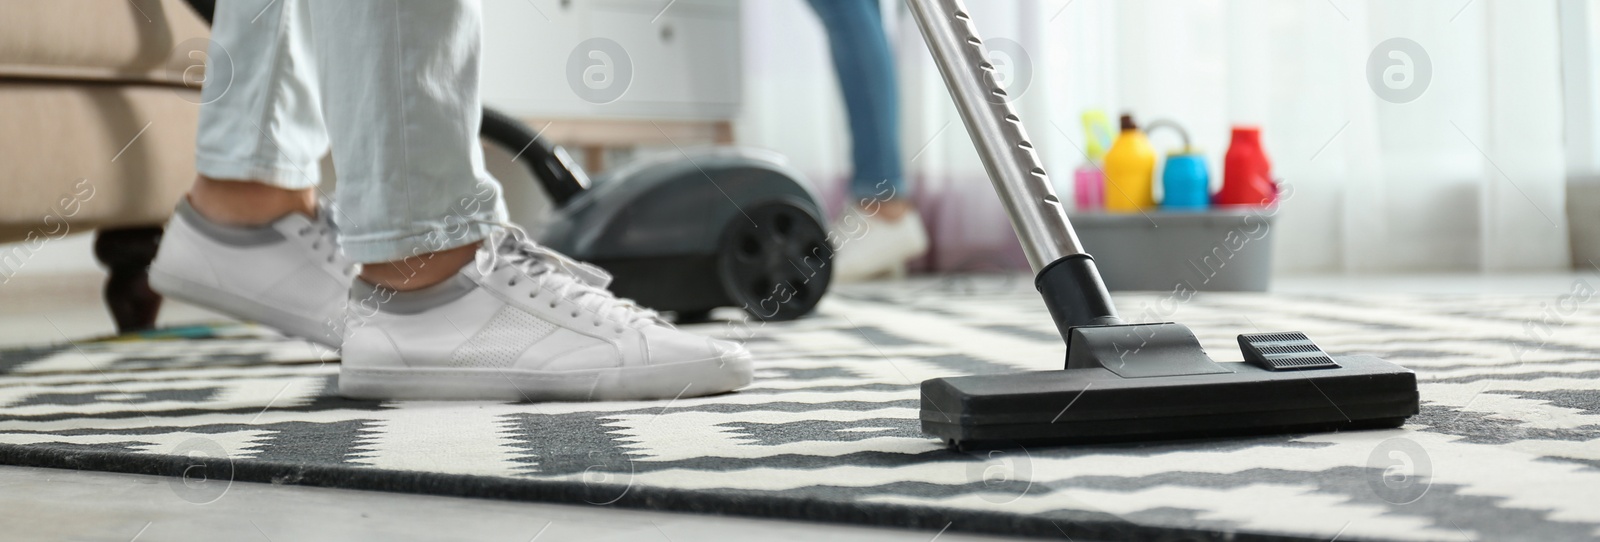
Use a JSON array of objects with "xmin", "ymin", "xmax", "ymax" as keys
[
  {"xmin": 1103, "ymin": 114, "xmax": 1156, "ymax": 212},
  {"xmin": 1216, "ymin": 126, "xmax": 1277, "ymax": 206},
  {"xmin": 1073, "ymin": 110, "xmax": 1113, "ymax": 210},
  {"xmin": 1144, "ymin": 119, "xmax": 1209, "ymax": 210}
]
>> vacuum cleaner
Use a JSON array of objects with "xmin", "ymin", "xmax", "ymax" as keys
[
  {"xmin": 479, "ymin": 111, "xmax": 833, "ymax": 323},
  {"xmin": 905, "ymin": 0, "xmax": 1420, "ymax": 448}
]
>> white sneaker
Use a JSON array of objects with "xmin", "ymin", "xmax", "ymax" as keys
[
  {"xmin": 338, "ymin": 229, "xmax": 753, "ymax": 402},
  {"xmin": 150, "ymin": 199, "xmax": 356, "ymax": 348},
  {"xmin": 832, "ymin": 208, "xmax": 930, "ymax": 282}
]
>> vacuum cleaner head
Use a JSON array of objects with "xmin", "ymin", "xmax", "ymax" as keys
[
  {"xmin": 921, "ymin": 324, "xmax": 1419, "ymax": 449},
  {"xmin": 919, "ymin": 256, "xmax": 1419, "ymax": 450}
]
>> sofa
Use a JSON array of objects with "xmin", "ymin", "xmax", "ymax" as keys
[{"xmin": 0, "ymin": 0, "xmax": 209, "ymax": 332}]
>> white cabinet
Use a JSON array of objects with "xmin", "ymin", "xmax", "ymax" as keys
[{"xmin": 481, "ymin": 0, "xmax": 741, "ymax": 121}]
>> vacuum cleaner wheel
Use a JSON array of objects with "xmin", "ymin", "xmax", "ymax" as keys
[{"xmin": 717, "ymin": 201, "xmax": 832, "ymax": 321}]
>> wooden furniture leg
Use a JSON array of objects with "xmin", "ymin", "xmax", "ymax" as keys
[{"xmin": 93, "ymin": 226, "xmax": 164, "ymax": 334}]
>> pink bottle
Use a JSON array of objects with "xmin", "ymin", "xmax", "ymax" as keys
[
  {"xmin": 1073, "ymin": 110, "xmax": 1113, "ymax": 210},
  {"xmin": 1074, "ymin": 168, "xmax": 1105, "ymax": 210}
]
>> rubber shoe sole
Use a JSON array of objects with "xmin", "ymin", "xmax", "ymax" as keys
[
  {"xmin": 338, "ymin": 351, "xmax": 754, "ymax": 401},
  {"xmin": 150, "ymin": 268, "xmax": 342, "ymax": 349}
]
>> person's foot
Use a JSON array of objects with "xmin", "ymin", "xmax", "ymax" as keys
[
  {"xmin": 338, "ymin": 229, "xmax": 753, "ymax": 401},
  {"xmin": 149, "ymin": 198, "xmax": 356, "ymax": 348},
  {"xmin": 832, "ymin": 206, "xmax": 929, "ymax": 282}
]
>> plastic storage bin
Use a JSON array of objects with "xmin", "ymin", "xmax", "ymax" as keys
[{"xmin": 1068, "ymin": 209, "xmax": 1278, "ymax": 292}]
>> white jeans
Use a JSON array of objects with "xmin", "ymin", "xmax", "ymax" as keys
[{"xmin": 196, "ymin": 0, "xmax": 506, "ymax": 263}]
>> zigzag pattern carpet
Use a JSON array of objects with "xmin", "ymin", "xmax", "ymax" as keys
[{"xmin": 1, "ymin": 277, "xmax": 1597, "ymax": 541}]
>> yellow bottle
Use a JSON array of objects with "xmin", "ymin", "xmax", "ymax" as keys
[{"xmin": 1103, "ymin": 114, "xmax": 1156, "ymax": 211}]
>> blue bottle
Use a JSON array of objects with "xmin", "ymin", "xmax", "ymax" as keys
[
  {"xmin": 1162, "ymin": 152, "xmax": 1210, "ymax": 210},
  {"xmin": 1143, "ymin": 119, "xmax": 1211, "ymax": 210}
]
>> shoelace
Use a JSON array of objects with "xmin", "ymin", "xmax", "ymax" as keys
[
  {"xmin": 474, "ymin": 222, "xmax": 665, "ymax": 330},
  {"xmin": 296, "ymin": 206, "xmax": 357, "ymax": 278}
]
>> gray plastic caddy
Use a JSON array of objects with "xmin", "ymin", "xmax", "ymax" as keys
[{"xmin": 1069, "ymin": 208, "xmax": 1278, "ymax": 292}]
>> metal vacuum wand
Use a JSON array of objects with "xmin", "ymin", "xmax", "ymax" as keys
[
  {"xmin": 904, "ymin": 0, "xmax": 1082, "ymax": 272},
  {"xmin": 906, "ymin": 0, "xmax": 1120, "ymax": 330}
]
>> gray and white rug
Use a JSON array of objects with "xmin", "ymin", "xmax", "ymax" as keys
[{"xmin": 1, "ymin": 277, "xmax": 1597, "ymax": 541}]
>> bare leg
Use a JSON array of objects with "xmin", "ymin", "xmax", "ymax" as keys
[
  {"xmin": 185, "ymin": 175, "xmax": 317, "ymax": 226},
  {"xmin": 186, "ymin": 172, "xmax": 478, "ymax": 292},
  {"xmin": 358, "ymin": 242, "xmax": 479, "ymax": 292},
  {"xmin": 871, "ymin": 199, "xmax": 914, "ymax": 222}
]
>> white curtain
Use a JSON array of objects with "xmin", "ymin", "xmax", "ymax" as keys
[
  {"xmin": 738, "ymin": 0, "xmax": 1572, "ymax": 273},
  {"xmin": 1560, "ymin": 0, "xmax": 1600, "ymax": 266}
]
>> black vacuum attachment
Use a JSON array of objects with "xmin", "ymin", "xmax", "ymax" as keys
[{"xmin": 919, "ymin": 256, "xmax": 1419, "ymax": 449}]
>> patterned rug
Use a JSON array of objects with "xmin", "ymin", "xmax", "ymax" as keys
[{"xmin": 1, "ymin": 277, "xmax": 1598, "ymax": 541}]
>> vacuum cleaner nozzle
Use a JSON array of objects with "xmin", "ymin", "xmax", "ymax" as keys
[{"xmin": 919, "ymin": 256, "xmax": 1419, "ymax": 449}]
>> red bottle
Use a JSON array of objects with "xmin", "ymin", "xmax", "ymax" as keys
[{"xmin": 1216, "ymin": 126, "xmax": 1277, "ymax": 206}]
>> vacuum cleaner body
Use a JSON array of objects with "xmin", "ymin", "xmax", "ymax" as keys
[
  {"xmin": 904, "ymin": 0, "xmax": 1419, "ymax": 448},
  {"xmin": 538, "ymin": 148, "xmax": 833, "ymax": 322}
]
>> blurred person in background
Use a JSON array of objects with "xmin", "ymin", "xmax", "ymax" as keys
[{"xmin": 807, "ymin": 0, "xmax": 929, "ymax": 281}]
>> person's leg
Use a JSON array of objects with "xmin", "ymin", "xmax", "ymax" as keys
[
  {"xmin": 807, "ymin": 0, "xmax": 926, "ymax": 280},
  {"xmin": 808, "ymin": 0, "xmax": 906, "ymax": 211},
  {"xmin": 304, "ymin": 1, "xmax": 504, "ymax": 292},
  {"xmin": 151, "ymin": 0, "xmax": 353, "ymax": 347},
  {"xmin": 306, "ymin": 1, "xmax": 751, "ymax": 401},
  {"xmin": 189, "ymin": 0, "xmax": 327, "ymax": 224}
]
